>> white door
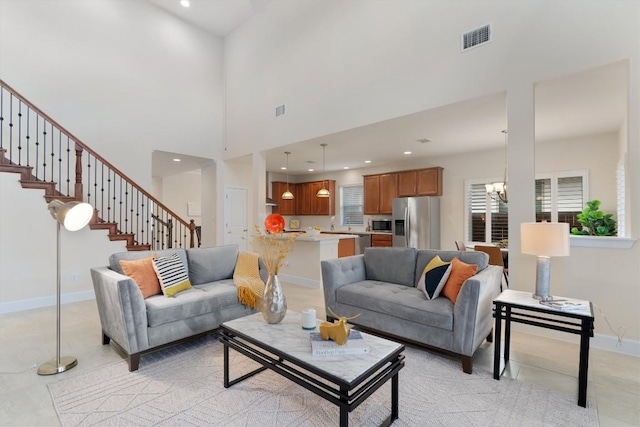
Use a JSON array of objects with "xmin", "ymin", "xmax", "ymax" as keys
[{"xmin": 224, "ymin": 187, "xmax": 248, "ymax": 251}]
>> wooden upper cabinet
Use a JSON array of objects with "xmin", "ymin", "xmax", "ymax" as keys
[
  {"xmin": 416, "ymin": 167, "xmax": 443, "ymax": 196},
  {"xmin": 363, "ymin": 175, "xmax": 381, "ymax": 215},
  {"xmin": 271, "ymin": 181, "xmax": 297, "ymax": 216},
  {"xmin": 379, "ymin": 173, "xmax": 398, "ymax": 214},
  {"xmin": 310, "ymin": 180, "xmax": 336, "ymax": 215},
  {"xmin": 296, "ymin": 182, "xmax": 312, "ymax": 215},
  {"xmin": 397, "ymin": 170, "xmax": 417, "ymax": 197}
]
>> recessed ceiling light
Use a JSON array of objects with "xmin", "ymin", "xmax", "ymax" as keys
[
  {"xmin": 280, "ymin": 167, "xmax": 287, "ymax": 170},
  {"xmin": 364, "ymin": 160, "xmax": 372, "ymax": 164},
  {"xmin": 308, "ymin": 168, "xmax": 314, "ymax": 172},
  {"xmin": 173, "ymin": 158, "xmax": 181, "ymax": 162},
  {"xmin": 404, "ymin": 151, "xmax": 412, "ymax": 155},
  {"xmin": 343, "ymin": 166, "xmax": 349, "ymax": 170},
  {"xmin": 180, "ymin": 0, "xmax": 190, "ymax": 7}
]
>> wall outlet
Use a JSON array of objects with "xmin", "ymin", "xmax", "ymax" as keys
[{"xmin": 70, "ymin": 273, "xmax": 79, "ymax": 282}]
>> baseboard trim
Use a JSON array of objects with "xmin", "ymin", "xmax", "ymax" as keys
[
  {"xmin": 0, "ymin": 290, "xmax": 95, "ymax": 314},
  {"xmin": 511, "ymin": 323, "xmax": 639, "ymax": 357}
]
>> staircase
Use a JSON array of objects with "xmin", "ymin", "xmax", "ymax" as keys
[{"xmin": 0, "ymin": 79, "xmax": 197, "ymax": 251}]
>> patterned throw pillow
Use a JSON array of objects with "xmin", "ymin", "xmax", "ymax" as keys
[
  {"xmin": 119, "ymin": 254, "xmax": 161, "ymax": 299},
  {"xmin": 441, "ymin": 257, "xmax": 478, "ymax": 303},
  {"xmin": 416, "ymin": 255, "xmax": 452, "ymax": 300},
  {"xmin": 152, "ymin": 253, "xmax": 192, "ymax": 297}
]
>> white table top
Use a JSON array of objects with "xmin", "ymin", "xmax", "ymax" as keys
[
  {"xmin": 494, "ymin": 289, "xmax": 593, "ymax": 317},
  {"xmin": 222, "ymin": 311, "xmax": 403, "ymax": 383}
]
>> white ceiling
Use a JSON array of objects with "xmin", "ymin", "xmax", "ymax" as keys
[{"xmin": 148, "ymin": 1, "xmax": 627, "ymax": 177}]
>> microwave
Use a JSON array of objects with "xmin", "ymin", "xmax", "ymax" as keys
[{"xmin": 371, "ymin": 219, "xmax": 392, "ymax": 232}]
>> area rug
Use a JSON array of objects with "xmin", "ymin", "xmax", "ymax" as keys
[{"xmin": 48, "ymin": 334, "xmax": 598, "ymax": 426}]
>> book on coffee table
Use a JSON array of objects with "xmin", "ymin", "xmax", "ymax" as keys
[{"xmin": 309, "ymin": 331, "xmax": 370, "ymax": 356}]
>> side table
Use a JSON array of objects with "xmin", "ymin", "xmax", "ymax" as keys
[{"xmin": 493, "ymin": 289, "xmax": 594, "ymax": 407}]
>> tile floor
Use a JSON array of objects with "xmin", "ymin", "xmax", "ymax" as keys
[{"xmin": 0, "ymin": 282, "xmax": 638, "ymax": 426}]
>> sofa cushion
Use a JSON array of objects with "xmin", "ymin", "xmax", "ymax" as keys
[
  {"xmin": 416, "ymin": 256, "xmax": 451, "ymax": 300},
  {"xmin": 144, "ymin": 279, "xmax": 240, "ymax": 327},
  {"xmin": 152, "ymin": 253, "xmax": 192, "ymax": 297},
  {"xmin": 335, "ymin": 280, "xmax": 454, "ymax": 331},
  {"xmin": 441, "ymin": 257, "xmax": 478, "ymax": 303},
  {"xmin": 363, "ymin": 247, "xmax": 417, "ymax": 287},
  {"xmin": 416, "ymin": 250, "xmax": 487, "ymax": 284},
  {"xmin": 186, "ymin": 245, "xmax": 239, "ymax": 285},
  {"xmin": 109, "ymin": 249, "xmax": 188, "ymax": 275},
  {"xmin": 119, "ymin": 255, "xmax": 161, "ymax": 298}
]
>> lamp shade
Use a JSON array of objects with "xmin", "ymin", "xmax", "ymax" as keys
[
  {"xmin": 48, "ymin": 200, "xmax": 94, "ymax": 231},
  {"xmin": 282, "ymin": 190, "xmax": 294, "ymax": 200},
  {"xmin": 521, "ymin": 222, "xmax": 570, "ymax": 257}
]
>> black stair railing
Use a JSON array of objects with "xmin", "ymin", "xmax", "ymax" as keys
[{"xmin": 0, "ymin": 79, "xmax": 196, "ymax": 250}]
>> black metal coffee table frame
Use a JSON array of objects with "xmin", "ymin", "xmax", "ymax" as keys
[{"xmin": 221, "ymin": 327, "xmax": 405, "ymax": 427}]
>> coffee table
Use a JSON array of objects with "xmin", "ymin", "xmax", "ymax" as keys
[{"xmin": 221, "ymin": 311, "xmax": 405, "ymax": 427}]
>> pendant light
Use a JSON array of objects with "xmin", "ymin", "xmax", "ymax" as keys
[
  {"xmin": 282, "ymin": 151, "xmax": 294, "ymax": 200},
  {"xmin": 316, "ymin": 143, "xmax": 330, "ymax": 198}
]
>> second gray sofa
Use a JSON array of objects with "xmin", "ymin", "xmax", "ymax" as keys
[{"xmin": 321, "ymin": 247, "xmax": 502, "ymax": 373}]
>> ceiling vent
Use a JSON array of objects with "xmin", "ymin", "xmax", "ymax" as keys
[{"xmin": 461, "ymin": 24, "xmax": 492, "ymax": 51}]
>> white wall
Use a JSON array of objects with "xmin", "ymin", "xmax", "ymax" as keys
[
  {"xmin": 0, "ymin": 0, "xmax": 224, "ymax": 310},
  {"xmin": 160, "ymin": 171, "xmax": 202, "ymax": 225},
  {"xmin": 0, "ymin": 0, "xmax": 224, "ymax": 187},
  {"xmin": 0, "ymin": 174, "xmax": 126, "ymax": 313}
]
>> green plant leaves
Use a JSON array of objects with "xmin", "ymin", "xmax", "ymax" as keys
[{"xmin": 570, "ymin": 199, "xmax": 617, "ymax": 236}]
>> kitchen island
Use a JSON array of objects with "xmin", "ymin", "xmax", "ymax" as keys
[{"xmin": 278, "ymin": 233, "xmax": 357, "ymax": 288}]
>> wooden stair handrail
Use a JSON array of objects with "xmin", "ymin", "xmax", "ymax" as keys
[{"xmin": 0, "ymin": 78, "xmax": 191, "ymax": 231}]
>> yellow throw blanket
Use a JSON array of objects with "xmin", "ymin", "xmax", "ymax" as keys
[{"xmin": 233, "ymin": 252, "xmax": 265, "ymax": 309}]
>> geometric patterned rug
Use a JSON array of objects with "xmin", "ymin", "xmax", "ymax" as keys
[{"xmin": 48, "ymin": 334, "xmax": 598, "ymax": 426}]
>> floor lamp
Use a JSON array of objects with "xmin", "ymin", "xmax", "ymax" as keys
[{"xmin": 38, "ymin": 199, "xmax": 94, "ymax": 376}]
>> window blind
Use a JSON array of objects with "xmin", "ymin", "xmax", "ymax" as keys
[{"xmin": 341, "ymin": 185, "xmax": 363, "ymax": 225}]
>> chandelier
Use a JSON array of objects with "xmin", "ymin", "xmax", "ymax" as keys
[{"xmin": 485, "ymin": 130, "xmax": 508, "ymax": 204}]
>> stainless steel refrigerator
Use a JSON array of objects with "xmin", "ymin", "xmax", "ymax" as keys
[{"xmin": 392, "ymin": 197, "xmax": 440, "ymax": 249}]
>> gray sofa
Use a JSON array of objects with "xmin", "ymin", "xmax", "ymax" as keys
[
  {"xmin": 321, "ymin": 247, "xmax": 502, "ymax": 373},
  {"xmin": 90, "ymin": 245, "xmax": 265, "ymax": 371}
]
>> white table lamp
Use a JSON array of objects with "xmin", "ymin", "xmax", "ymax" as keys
[{"xmin": 521, "ymin": 222, "xmax": 570, "ymax": 301}]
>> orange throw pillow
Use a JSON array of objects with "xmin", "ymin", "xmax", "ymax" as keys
[
  {"xmin": 120, "ymin": 255, "xmax": 161, "ymax": 299},
  {"xmin": 442, "ymin": 257, "xmax": 478, "ymax": 303}
]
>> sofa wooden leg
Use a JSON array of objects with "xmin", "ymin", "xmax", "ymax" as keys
[
  {"xmin": 461, "ymin": 356, "xmax": 473, "ymax": 374},
  {"xmin": 102, "ymin": 332, "xmax": 111, "ymax": 345},
  {"xmin": 486, "ymin": 329, "xmax": 494, "ymax": 343},
  {"xmin": 128, "ymin": 353, "xmax": 140, "ymax": 372}
]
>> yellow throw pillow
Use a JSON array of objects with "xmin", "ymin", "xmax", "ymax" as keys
[
  {"xmin": 119, "ymin": 255, "xmax": 161, "ymax": 299},
  {"xmin": 442, "ymin": 257, "xmax": 478, "ymax": 303}
]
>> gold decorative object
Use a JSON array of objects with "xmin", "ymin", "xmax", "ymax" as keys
[{"xmin": 319, "ymin": 307, "xmax": 361, "ymax": 345}]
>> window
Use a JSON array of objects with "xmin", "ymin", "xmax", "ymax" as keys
[
  {"xmin": 465, "ymin": 170, "xmax": 587, "ymax": 243},
  {"xmin": 535, "ymin": 170, "xmax": 588, "ymax": 229},
  {"xmin": 341, "ymin": 185, "xmax": 364, "ymax": 226},
  {"xmin": 466, "ymin": 182, "xmax": 508, "ymax": 243}
]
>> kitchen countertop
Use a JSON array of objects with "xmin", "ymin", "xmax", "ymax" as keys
[
  {"xmin": 275, "ymin": 233, "xmax": 357, "ymax": 242},
  {"xmin": 320, "ymin": 230, "xmax": 392, "ymax": 235}
]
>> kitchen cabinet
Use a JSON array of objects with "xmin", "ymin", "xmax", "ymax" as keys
[
  {"xmin": 379, "ymin": 173, "xmax": 398, "ymax": 214},
  {"xmin": 363, "ymin": 173, "xmax": 397, "ymax": 215},
  {"xmin": 371, "ymin": 233, "xmax": 392, "ymax": 247},
  {"xmin": 296, "ymin": 182, "xmax": 312, "ymax": 215},
  {"xmin": 416, "ymin": 167, "xmax": 443, "ymax": 196},
  {"xmin": 273, "ymin": 180, "xmax": 334, "ymax": 216},
  {"xmin": 397, "ymin": 171, "xmax": 417, "ymax": 197},
  {"xmin": 310, "ymin": 180, "xmax": 336, "ymax": 215},
  {"xmin": 398, "ymin": 167, "xmax": 443, "ymax": 197},
  {"xmin": 271, "ymin": 181, "xmax": 297, "ymax": 216}
]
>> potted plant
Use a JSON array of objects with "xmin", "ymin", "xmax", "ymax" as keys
[{"xmin": 570, "ymin": 199, "xmax": 617, "ymax": 236}]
